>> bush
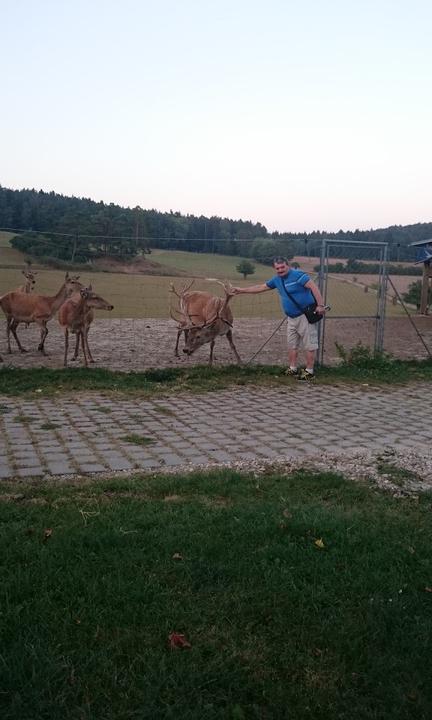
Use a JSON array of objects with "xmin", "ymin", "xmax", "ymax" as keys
[
  {"xmin": 37, "ymin": 256, "xmax": 98, "ymax": 271},
  {"xmin": 334, "ymin": 341, "xmax": 396, "ymax": 370},
  {"xmin": 314, "ymin": 261, "xmax": 422, "ymax": 276},
  {"xmin": 402, "ymin": 280, "xmax": 428, "ymax": 308}
]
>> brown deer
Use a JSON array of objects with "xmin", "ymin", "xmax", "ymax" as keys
[
  {"xmin": 58, "ymin": 286, "xmax": 114, "ymax": 367},
  {"xmin": 18, "ymin": 269, "xmax": 39, "ymax": 330},
  {"xmin": 0, "ymin": 270, "xmax": 37, "ymax": 363},
  {"xmin": 19, "ymin": 269, "xmax": 38, "ymax": 293},
  {"xmin": 170, "ymin": 280, "xmax": 241, "ymax": 365},
  {"xmin": 0, "ymin": 272, "xmax": 82, "ymax": 355}
]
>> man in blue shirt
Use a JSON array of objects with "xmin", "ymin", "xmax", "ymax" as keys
[{"xmin": 232, "ymin": 257, "xmax": 326, "ymax": 380}]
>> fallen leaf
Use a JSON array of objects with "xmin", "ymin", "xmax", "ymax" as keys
[
  {"xmin": 172, "ymin": 553, "xmax": 183, "ymax": 561},
  {"xmin": 283, "ymin": 509, "xmax": 292, "ymax": 518},
  {"xmin": 314, "ymin": 538, "xmax": 325, "ymax": 549},
  {"xmin": 43, "ymin": 528, "xmax": 53, "ymax": 541},
  {"xmin": 425, "ymin": 587, "xmax": 432, "ymax": 593},
  {"xmin": 168, "ymin": 632, "xmax": 191, "ymax": 649}
]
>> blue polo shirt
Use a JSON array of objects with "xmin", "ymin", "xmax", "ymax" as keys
[{"xmin": 266, "ymin": 269, "xmax": 315, "ymax": 318}]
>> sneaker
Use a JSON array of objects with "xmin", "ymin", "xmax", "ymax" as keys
[
  {"xmin": 285, "ymin": 368, "xmax": 298, "ymax": 377},
  {"xmin": 297, "ymin": 369, "xmax": 315, "ymax": 382}
]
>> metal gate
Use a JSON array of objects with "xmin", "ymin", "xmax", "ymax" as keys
[{"xmin": 316, "ymin": 239, "xmax": 389, "ymax": 365}]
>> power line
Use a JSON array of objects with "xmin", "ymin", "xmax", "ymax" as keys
[{"xmin": 0, "ymin": 226, "xmax": 303, "ymax": 244}]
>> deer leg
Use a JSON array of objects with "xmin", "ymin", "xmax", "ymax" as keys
[
  {"xmin": 209, "ymin": 339, "xmax": 215, "ymax": 365},
  {"xmin": 6, "ymin": 317, "xmax": 12, "ymax": 353},
  {"xmin": 63, "ymin": 329, "xmax": 69, "ymax": 367},
  {"xmin": 9, "ymin": 320, "xmax": 27, "ymax": 353},
  {"xmin": 80, "ymin": 331, "xmax": 89, "ymax": 368},
  {"xmin": 85, "ymin": 326, "xmax": 95, "ymax": 363},
  {"xmin": 226, "ymin": 329, "xmax": 242, "ymax": 364},
  {"xmin": 71, "ymin": 332, "xmax": 80, "ymax": 361},
  {"xmin": 174, "ymin": 329, "xmax": 182, "ymax": 357},
  {"xmin": 38, "ymin": 323, "xmax": 48, "ymax": 354}
]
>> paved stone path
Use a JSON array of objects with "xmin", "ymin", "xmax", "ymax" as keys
[{"xmin": 0, "ymin": 383, "xmax": 430, "ymax": 480}]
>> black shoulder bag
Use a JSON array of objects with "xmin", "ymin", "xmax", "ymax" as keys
[{"xmin": 280, "ymin": 280, "xmax": 323, "ymax": 324}]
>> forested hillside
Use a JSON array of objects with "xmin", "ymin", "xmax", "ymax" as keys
[{"xmin": 0, "ymin": 185, "xmax": 430, "ymax": 264}]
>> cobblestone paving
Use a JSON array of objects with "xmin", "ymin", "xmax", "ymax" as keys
[{"xmin": 0, "ymin": 383, "xmax": 430, "ymax": 480}]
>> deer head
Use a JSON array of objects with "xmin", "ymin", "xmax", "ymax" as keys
[
  {"xmin": 80, "ymin": 286, "xmax": 114, "ymax": 311},
  {"xmin": 65, "ymin": 273, "xmax": 82, "ymax": 298},
  {"xmin": 21, "ymin": 269, "xmax": 37, "ymax": 290}
]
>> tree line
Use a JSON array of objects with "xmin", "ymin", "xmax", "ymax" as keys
[{"xmin": 1, "ymin": 185, "xmax": 431, "ymax": 266}]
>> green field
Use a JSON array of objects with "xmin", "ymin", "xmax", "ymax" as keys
[
  {"xmin": 0, "ymin": 232, "xmax": 16, "ymax": 247},
  {"xmin": 0, "ymin": 233, "xmax": 404, "ymax": 318},
  {"xmin": 0, "ymin": 231, "xmax": 29, "ymax": 266},
  {"xmin": 151, "ymin": 248, "xmax": 272, "ymax": 281}
]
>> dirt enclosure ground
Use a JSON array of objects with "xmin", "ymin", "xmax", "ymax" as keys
[{"xmin": 1, "ymin": 316, "xmax": 431, "ymax": 371}]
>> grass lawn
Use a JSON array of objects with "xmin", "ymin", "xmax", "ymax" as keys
[
  {"xmin": 1, "ymin": 358, "xmax": 431, "ymax": 397},
  {"xmin": 0, "ymin": 469, "xmax": 431, "ymax": 719}
]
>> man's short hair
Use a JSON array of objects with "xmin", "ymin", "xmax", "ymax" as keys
[{"xmin": 272, "ymin": 256, "xmax": 289, "ymax": 265}]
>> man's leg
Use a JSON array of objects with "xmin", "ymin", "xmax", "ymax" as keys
[
  {"xmin": 286, "ymin": 319, "xmax": 299, "ymax": 375},
  {"xmin": 288, "ymin": 348, "xmax": 298, "ymax": 368},
  {"xmin": 305, "ymin": 349, "xmax": 316, "ymax": 373},
  {"xmin": 297, "ymin": 318, "xmax": 319, "ymax": 380}
]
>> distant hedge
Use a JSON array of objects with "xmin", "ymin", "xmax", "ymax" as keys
[{"xmin": 314, "ymin": 260, "xmax": 422, "ymax": 276}]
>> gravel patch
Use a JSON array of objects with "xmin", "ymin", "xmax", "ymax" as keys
[
  {"xmin": 4, "ymin": 448, "xmax": 431, "ymax": 499},
  {"xmin": 1, "ymin": 316, "xmax": 431, "ymax": 370}
]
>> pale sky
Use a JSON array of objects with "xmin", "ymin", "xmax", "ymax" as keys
[{"xmin": 2, "ymin": 0, "xmax": 432, "ymax": 233}]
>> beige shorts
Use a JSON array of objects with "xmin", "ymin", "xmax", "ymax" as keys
[{"xmin": 287, "ymin": 314, "xmax": 319, "ymax": 351}]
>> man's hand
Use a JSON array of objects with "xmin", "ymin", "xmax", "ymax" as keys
[
  {"xmin": 230, "ymin": 287, "xmax": 243, "ymax": 295},
  {"xmin": 315, "ymin": 304, "xmax": 326, "ymax": 315}
]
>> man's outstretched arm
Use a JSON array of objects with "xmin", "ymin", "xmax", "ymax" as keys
[{"xmin": 231, "ymin": 283, "xmax": 271, "ymax": 295}]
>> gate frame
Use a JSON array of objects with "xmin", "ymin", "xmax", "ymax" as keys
[{"xmin": 316, "ymin": 239, "xmax": 389, "ymax": 365}]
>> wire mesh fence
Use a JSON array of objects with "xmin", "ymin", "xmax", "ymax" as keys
[{"xmin": 0, "ymin": 258, "xmax": 431, "ymax": 370}]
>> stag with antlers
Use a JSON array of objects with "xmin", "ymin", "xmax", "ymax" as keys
[{"xmin": 170, "ymin": 280, "xmax": 241, "ymax": 365}]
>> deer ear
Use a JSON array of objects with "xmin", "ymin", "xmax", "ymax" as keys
[
  {"xmin": 65, "ymin": 271, "xmax": 70, "ymax": 280},
  {"xmin": 22, "ymin": 270, "xmax": 25, "ymax": 276}
]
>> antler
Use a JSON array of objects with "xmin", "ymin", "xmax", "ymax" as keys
[
  {"xmin": 201, "ymin": 279, "xmax": 235, "ymax": 327},
  {"xmin": 169, "ymin": 303, "xmax": 185, "ymax": 325},
  {"xmin": 215, "ymin": 280, "xmax": 235, "ymax": 316},
  {"xmin": 169, "ymin": 279, "xmax": 195, "ymax": 299},
  {"xmin": 205, "ymin": 278, "xmax": 235, "ymax": 297}
]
